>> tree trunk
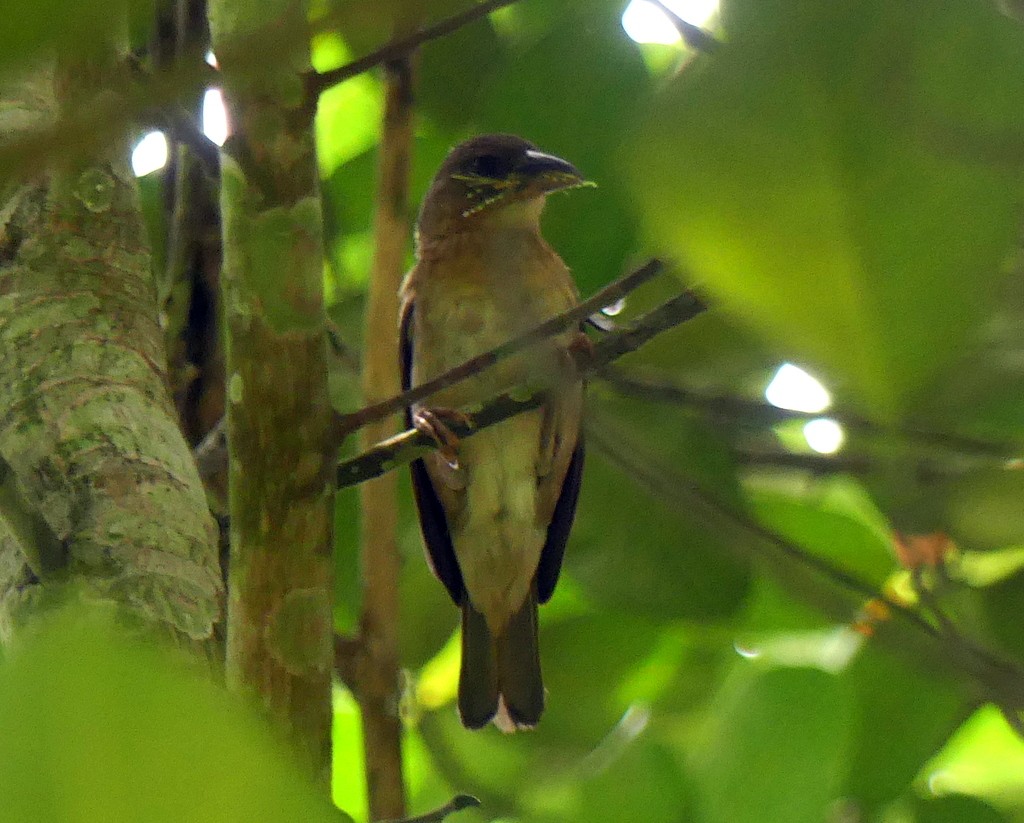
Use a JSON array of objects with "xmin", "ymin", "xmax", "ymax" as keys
[
  {"xmin": 209, "ymin": 0, "xmax": 335, "ymax": 782},
  {"xmin": 0, "ymin": 41, "xmax": 222, "ymax": 645}
]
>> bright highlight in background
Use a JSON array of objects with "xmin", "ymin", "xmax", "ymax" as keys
[
  {"xmin": 202, "ymin": 89, "xmax": 229, "ymax": 147},
  {"xmin": 131, "ymin": 85, "xmax": 228, "ymax": 177},
  {"xmin": 621, "ymin": 0, "xmax": 719, "ymax": 44},
  {"xmin": 131, "ymin": 130, "xmax": 169, "ymax": 177},
  {"xmin": 803, "ymin": 418, "xmax": 845, "ymax": 455},
  {"xmin": 766, "ymin": 364, "xmax": 845, "ymax": 453},
  {"xmin": 765, "ymin": 363, "xmax": 832, "ymax": 413}
]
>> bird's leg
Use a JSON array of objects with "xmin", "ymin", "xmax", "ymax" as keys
[
  {"xmin": 412, "ymin": 407, "xmax": 473, "ymax": 469},
  {"xmin": 566, "ymin": 329, "xmax": 595, "ymax": 364},
  {"xmin": 547, "ymin": 330, "xmax": 593, "ymax": 387}
]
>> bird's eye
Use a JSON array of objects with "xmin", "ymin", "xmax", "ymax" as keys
[{"xmin": 469, "ymin": 154, "xmax": 508, "ymax": 179}]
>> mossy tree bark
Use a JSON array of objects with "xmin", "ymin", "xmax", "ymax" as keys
[
  {"xmin": 208, "ymin": 0, "xmax": 335, "ymax": 781},
  {"xmin": 0, "ymin": 40, "xmax": 222, "ymax": 643}
]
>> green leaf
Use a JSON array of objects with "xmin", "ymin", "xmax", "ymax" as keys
[
  {"xmin": 619, "ymin": 286, "xmax": 780, "ymax": 393},
  {"xmin": 748, "ymin": 478, "xmax": 897, "ymax": 586},
  {"xmin": 694, "ymin": 666, "xmax": 853, "ymax": 823},
  {"xmin": 912, "ymin": 266, "xmax": 1024, "ymax": 444},
  {"xmin": 912, "ymin": 794, "xmax": 1008, "ymax": 823},
  {"xmin": 0, "ymin": 0, "xmax": 153, "ymax": 77},
  {"xmin": 569, "ymin": 397, "xmax": 751, "ymax": 621},
  {"xmin": 313, "ymin": 35, "xmax": 383, "ymax": 178},
  {"xmin": 842, "ymin": 647, "xmax": 968, "ymax": 814},
  {"xmin": 570, "ymin": 739, "xmax": 694, "ymax": 823},
  {"xmin": 741, "ymin": 575, "xmax": 833, "ymax": 637},
  {"xmin": 321, "ymin": 133, "xmax": 452, "ymax": 291},
  {"xmin": 473, "ymin": 1, "xmax": 652, "ymax": 295},
  {"xmin": 945, "ymin": 467, "xmax": 1024, "ymax": 553},
  {"xmin": 922, "ymin": 704, "xmax": 1024, "ymax": 809},
  {"xmin": 979, "ymin": 569, "xmax": 1024, "ymax": 665},
  {"xmin": 418, "ymin": 17, "xmax": 506, "ymax": 132},
  {"xmin": 0, "ymin": 605, "xmax": 347, "ymax": 823},
  {"xmin": 419, "ymin": 611, "xmax": 689, "ymax": 817},
  {"xmin": 399, "ymin": 549, "xmax": 462, "ymax": 671},
  {"xmin": 417, "ymin": 707, "xmax": 536, "ymax": 804},
  {"xmin": 538, "ymin": 611, "xmax": 673, "ymax": 742},
  {"xmin": 620, "ymin": 0, "xmax": 1024, "ymax": 416}
]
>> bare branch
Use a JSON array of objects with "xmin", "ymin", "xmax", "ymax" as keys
[
  {"xmin": 647, "ymin": 0, "xmax": 721, "ymax": 52},
  {"xmin": 733, "ymin": 449, "xmax": 870, "ymax": 474},
  {"xmin": 332, "ymin": 258, "xmax": 666, "ymax": 443},
  {"xmin": 383, "ymin": 795, "xmax": 481, "ymax": 823},
  {"xmin": 333, "ymin": 633, "xmax": 361, "ymax": 694},
  {"xmin": 587, "ymin": 410, "xmax": 1024, "ymax": 713},
  {"xmin": 307, "ymin": 0, "xmax": 525, "ymax": 98},
  {"xmin": 356, "ymin": 53, "xmax": 414, "ymax": 822},
  {"xmin": 154, "ymin": 105, "xmax": 221, "ymax": 177},
  {"xmin": 601, "ymin": 368, "xmax": 1016, "ymax": 462},
  {"xmin": 336, "ymin": 287, "xmax": 707, "ymax": 489},
  {"xmin": 0, "ymin": 57, "xmax": 216, "ymax": 185},
  {"xmin": 2, "ymin": 1, "xmax": 526, "ymax": 182}
]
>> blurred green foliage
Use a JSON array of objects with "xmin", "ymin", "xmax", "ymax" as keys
[
  {"xmin": 321, "ymin": 0, "xmax": 1024, "ymax": 820},
  {"xmin": 621, "ymin": 0, "xmax": 1024, "ymax": 420},
  {"xmin": 6, "ymin": 0, "xmax": 1024, "ymax": 820},
  {"xmin": 0, "ymin": 603, "xmax": 346, "ymax": 822}
]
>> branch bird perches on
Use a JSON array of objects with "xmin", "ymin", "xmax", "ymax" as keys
[{"xmin": 336, "ymin": 273, "xmax": 708, "ymax": 489}]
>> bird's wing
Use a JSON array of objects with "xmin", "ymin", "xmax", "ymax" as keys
[
  {"xmin": 400, "ymin": 294, "xmax": 466, "ymax": 604},
  {"xmin": 534, "ymin": 388, "xmax": 584, "ymax": 604}
]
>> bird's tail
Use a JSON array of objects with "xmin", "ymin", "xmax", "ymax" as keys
[{"xmin": 458, "ymin": 588, "xmax": 543, "ymax": 731}]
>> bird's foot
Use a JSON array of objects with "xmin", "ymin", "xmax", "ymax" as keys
[
  {"xmin": 413, "ymin": 407, "xmax": 473, "ymax": 469},
  {"xmin": 563, "ymin": 331, "xmax": 594, "ymax": 372}
]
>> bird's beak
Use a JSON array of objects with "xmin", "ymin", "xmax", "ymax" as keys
[{"xmin": 515, "ymin": 149, "xmax": 591, "ymax": 194}]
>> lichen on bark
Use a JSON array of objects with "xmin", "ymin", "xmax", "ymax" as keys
[
  {"xmin": 0, "ymin": 56, "xmax": 222, "ymax": 644},
  {"xmin": 210, "ymin": 0, "xmax": 335, "ymax": 781}
]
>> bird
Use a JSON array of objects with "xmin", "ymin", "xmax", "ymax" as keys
[{"xmin": 399, "ymin": 134, "xmax": 589, "ymax": 731}]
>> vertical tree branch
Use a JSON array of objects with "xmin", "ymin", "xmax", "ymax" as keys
[
  {"xmin": 357, "ymin": 56, "xmax": 415, "ymax": 821},
  {"xmin": 0, "ymin": 26, "xmax": 221, "ymax": 644},
  {"xmin": 209, "ymin": 0, "xmax": 334, "ymax": 781}
]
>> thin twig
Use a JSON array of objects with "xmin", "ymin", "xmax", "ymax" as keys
[
  {"xmin": 0, "ymin": 56, "xmax": 217, "ymax": 184},
  {"xmin": 601, "ymin": 369, "xmax": 1017, "ymax": 462},
  {"xmin": 733, "ymin": 449, "xmax": 870, "ymax": 474},
  {"xmin": 587, "ymin": 411, "xmax": 1024, "ymax": 714},
  {"xmin": 333, "ymin": 633, "xmax": 361, "ymax": 694},
  {"xmin": 383, "ymin": 795, "xmax": 481, "ymax": 823},
  {"xmin": 3, "ymin": 1, "xmax": 527, "ymax": 183},
  {"xmin": 911, "ymin": 566, "xmax": 962, "ymax": 642},
  {"xmin": 307, "ymin": 0, "xmax": 524, "ymax": 98},
  {"xmin": 357, "ymin": 54, "xmax": 414, "ymax": 822},
  {"xmin": 647, "ymin": 0, "xmax": 721, "ymax": 52},
  {"xmin": 331, "ymin": 258, "xmax": 666, "ymax": 443},
  {"xmin": 154, "ymin": 105, "xmax": 221, "ymax": 177},
  {"xmin": 335, "ymin": 288, "xmax": 706, "ymax": 489}
]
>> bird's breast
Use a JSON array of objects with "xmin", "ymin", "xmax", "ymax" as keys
[{"xmin": 411, "ymin": 233, "xmax": 576, "ymax": 405}]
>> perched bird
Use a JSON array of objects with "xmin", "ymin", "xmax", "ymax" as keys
[{"xmin": 399, "ymin": 134, "xmax": 588, "ymax": 730}]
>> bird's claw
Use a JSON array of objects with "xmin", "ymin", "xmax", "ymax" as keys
[
  {"xmin": 413, "ymin": 407, "xmax": 473, "ymax": 469},
  {"xmin": 564, "ymin": 331, "xmax": 594, "ymax": 372}
]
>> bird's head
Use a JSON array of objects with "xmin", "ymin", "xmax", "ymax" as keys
[{"xmin": 416, "ymin": 134, "xmax": 592, "ymax": 242}]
